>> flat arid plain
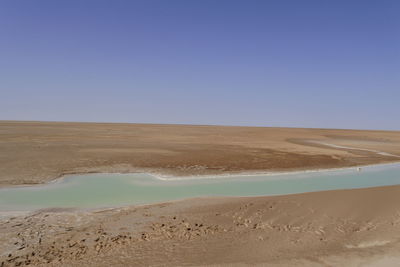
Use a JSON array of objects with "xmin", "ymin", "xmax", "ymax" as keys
[{"xmin": 1, "ymin": 121, "xmax": 400, "ymax": 266}]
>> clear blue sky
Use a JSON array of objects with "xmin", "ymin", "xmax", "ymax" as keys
[{"xmin": 1, "ymin": 0, "xmax": 399, "ymax": 130}]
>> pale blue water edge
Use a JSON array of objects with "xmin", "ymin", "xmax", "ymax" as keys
[{"xmin": 1, "ymin": 163, "xmax": 400, "ymax": 212}]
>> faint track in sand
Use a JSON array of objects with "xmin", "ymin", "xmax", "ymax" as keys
[{"xmin": 308, "ymin": 140, "xmax": 400, "ymax": 158}]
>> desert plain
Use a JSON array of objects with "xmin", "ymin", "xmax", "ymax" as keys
[{"xmin": 1, "ymin": 121, "xmax": 400, "ymax": 266}]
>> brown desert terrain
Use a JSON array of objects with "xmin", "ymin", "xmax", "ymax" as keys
[
  {"xmin": 1, "ymin": 121, "xmax": 400, "ymax": 266},
  {"xmin": 3, "ymin": 186, "xmax": 400, "ymax": 266},
  {"xmin": 1, "ymin": 121, "xmax": 400, "ymax": 186}
]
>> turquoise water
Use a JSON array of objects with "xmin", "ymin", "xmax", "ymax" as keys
[{"xmin": 1, "ymin": 163, "xmax": 400, "ymax": 211}]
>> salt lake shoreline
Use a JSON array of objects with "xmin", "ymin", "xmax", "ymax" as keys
[
  {"xmin": 2, "ymin": 159, "xmax": 399, "ymax": 189},
  {"xmin": 1, "ymin": 160, "xmax": 400, "ymax": 219}
]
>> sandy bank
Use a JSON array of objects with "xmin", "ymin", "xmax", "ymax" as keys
[{"xmin": 2, "ymin": 185, "xmax": 400, "ymax": 266}]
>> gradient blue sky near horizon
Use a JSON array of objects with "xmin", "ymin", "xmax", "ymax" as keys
[{"xmin": 1, "ymin": 1, "xmax": 399, "ymax": 130}]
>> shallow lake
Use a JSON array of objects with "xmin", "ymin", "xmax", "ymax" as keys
[{"xmin": 1, "ymin": 163, "xmax": 400, "ymax": 212}]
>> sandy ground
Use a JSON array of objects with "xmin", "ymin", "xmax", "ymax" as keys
[
  {"xmin": 1, "ymin": 121, "xmax": 400, "ymax": 186},
  {"xmin": 1, "ymin": 121, "xmax": 400, "ymax": 266},
  {"xmin": 2, "ymin": 186, "xmax": 400, "ymax": 266}
]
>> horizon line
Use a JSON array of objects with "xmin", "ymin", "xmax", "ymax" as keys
[{"xmin": 1, "ymin": 119, "xmax": 399, "ymax": 132}]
